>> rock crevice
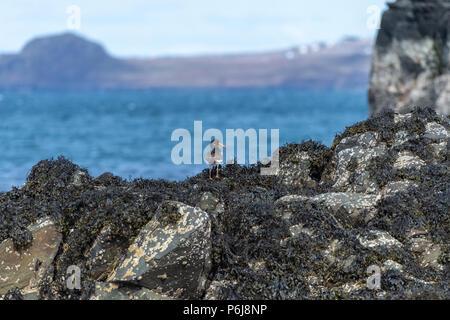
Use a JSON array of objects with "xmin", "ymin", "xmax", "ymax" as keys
[{"xmin": 369, "ymin": 0, "xmax": 450, "ymax": 116}]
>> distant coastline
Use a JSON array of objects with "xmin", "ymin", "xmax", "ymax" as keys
[{"xmin": 0, "ymin": 33, "xmax": 373, "ymax": 90}]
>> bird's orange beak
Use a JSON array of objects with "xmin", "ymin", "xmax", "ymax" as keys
[{"xmin": 219, "ymin": 143, "xmax": 227, "ymax": 149}]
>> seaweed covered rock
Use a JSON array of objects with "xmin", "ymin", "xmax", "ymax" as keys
[
  {"xmin": 0, "ymin": 108, "xmax": 448, "ymax": 300},
  {"xmin": 205, "ymin": 108, "xmax": 449, "ymax": 299},
  {"xmin": 328, "ymin": 108, "xmax": 449, "ymax": 194},
  {"xmin": 108, "ymin": 201, "xmax": 212, "ymax": 299},
  {"xmin": 309, "ymin": 193, "xmax": 379, "ymax": 226},
  {"xmin": 271, "ymin": 197, "xmax": 448, "ymax": 299},
  {"xmin": 277, "ymin": 192, "xmax": 379, "ymax": 227}
]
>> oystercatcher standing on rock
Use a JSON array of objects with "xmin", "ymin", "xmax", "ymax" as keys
[{"xmin": 206, "ymin": 138, "xmax": 226, "ymax": 179}]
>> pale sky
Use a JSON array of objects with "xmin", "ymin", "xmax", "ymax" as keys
[{"xmin": 0, "ymin": 0, "xmax": 388, "ymax": 57}]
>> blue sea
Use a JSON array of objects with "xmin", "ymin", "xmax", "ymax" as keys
[{"xmin": 0, "ymin": 89, "xmax": 368, "ymax": 191}]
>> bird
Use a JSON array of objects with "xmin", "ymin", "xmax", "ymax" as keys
[{"xmin": 205, "ymin": 138, "xmax": 226, "ymax": 179}]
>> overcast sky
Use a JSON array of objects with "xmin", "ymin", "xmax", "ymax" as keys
[{"xmin": 0, "ymin": 0, "xmax": 388, "ymax": 57}]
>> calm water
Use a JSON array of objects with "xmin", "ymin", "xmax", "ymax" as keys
[{"xmin": 0, "ymin": 89, "xmax": 368, "ymax": 191}]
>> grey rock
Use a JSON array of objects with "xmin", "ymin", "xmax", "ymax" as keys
[
  {"xmin": 289, "ymin": 224, "xmax": 314, "ymax": 237},
  {"xmin": 357, "ymin": 230, "xmax": 403, "ymax": 250},
  {"xmin": 22, "ymin": 291, "xmax": 41, "ymax": 300},
  {"xmin": 382, "ymin": 259, "xmax": 404, "ymax": 272},
  {"xmin": 332, "ymin": 144, "xmax": 386, "ymax": 193},
  {"xmin": 108, "ymin": 201, "xmax": 212, "ymax": 299},
  {"xmin": 393, "ymin": 152, "xmax": 426, "ymax": 170},
  {"xmin": 0, "ymin": 217, "xmax": 62, "ymax": 295},
  {"xmin": 408, "ymin": 237, "xmax": 433, "ymax": 253},
  {"xmin": 309, "ymin": 192, "xmax": 379, "ymax": 224},
  {"xmin": 90, "ymin": 282, "xmax": 171, "ymax": 300},
  {"xmin": 369, "ymin": 0, "xmax": 450, "ymax": 116},
  {"xmin": 384, "ymin": 180, "xmax": 418, "ymax": 194},
  {"xmin": 277, "ymin": 192, "xmax": 379, "ymax": 227},
  {"xmin": 197, "ymin": 192, "xmax": 219, "ymax": 212},
  {"xmin": 420, "ymin": 244, "xmax": 443, "ymax": 269},
  {"xmin": 197, "ymin": 192, "xmax": 225, "ymax": 217},
  {"xmin": 70, "ymin": 169, "xmax": 90, "ymax": 187}
]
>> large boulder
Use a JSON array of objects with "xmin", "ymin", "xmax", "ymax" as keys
[
  {"xmin": 85, "ymin": 225, "xmax": 129, "ymax": 281},
  {"xmin": 277, "ymin": 141, "xmax": 332, "ymax": 189},
  {"xmin": 107, "ymin": 201, "xmax": 212, "ymax": 299},
  {"xmin": 327, "ymin": 109, "xmax": 449, "ymax": 194},
  {"xmin": 90, "ymin": 282, "xmax": 171, "ymax": 300},
  {"xmin": 0, "ymin": 108, "xmax": 447, "ymax": 300},
  {"xmin": 273, "ymin": 192, "xmax": 448, "ymax": 299}
]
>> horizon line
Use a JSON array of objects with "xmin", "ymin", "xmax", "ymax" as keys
[{"xmin": 0, "ymin": 31, "xmax": 375, "ymax": 60}]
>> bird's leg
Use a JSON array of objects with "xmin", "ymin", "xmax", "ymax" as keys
[
  {"xmin": 216, "ymin": 166, "xmax": 219, "ymax": 178},
  {"xmin": 209, "ymin": 168, "xmax": 212, "ymax": 180}
]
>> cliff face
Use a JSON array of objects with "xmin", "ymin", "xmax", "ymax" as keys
[{"xmin": 369, "ymin": 0, "xmax": 450, "ymax": 116}]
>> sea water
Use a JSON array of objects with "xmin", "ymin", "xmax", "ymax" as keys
[{"xmin": 0, "ymin": 88, "xmax": 368, "ymax": 191}]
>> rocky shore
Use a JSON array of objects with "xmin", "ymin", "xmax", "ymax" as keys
[{"xmin": 0, "ymin": 108, "xmax": 448, "ymax": 300}]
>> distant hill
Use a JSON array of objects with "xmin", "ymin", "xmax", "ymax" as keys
[
  {"xmin": 0, "ymin": 34, "xmax": 129, "ymax": 89},
  {"xmin": 0, "ymin": 33, "xmax": 373, "ymax": 90}
]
